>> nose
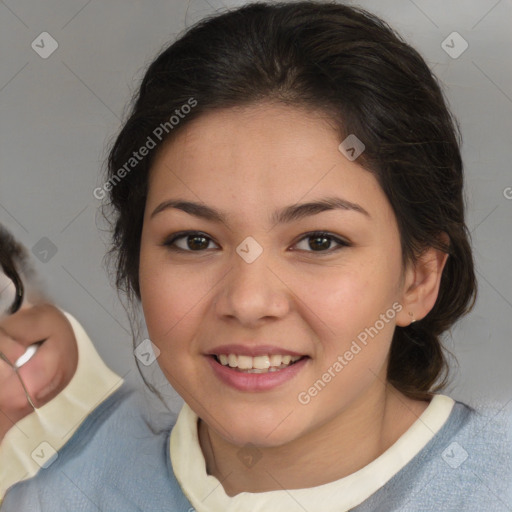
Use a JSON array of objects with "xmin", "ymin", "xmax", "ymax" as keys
[{"xmin": 214, "ymin": 248, "xmax": 291, "ymax": 327}]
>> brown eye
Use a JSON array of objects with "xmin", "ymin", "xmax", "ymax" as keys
[
  {"xmin": 163, "ymin": 231, "xmax": 219, "ymax": 252},
  {"xmin": 293, "ymin": 232, "xmax": 350, "ymax": 253},
  {"xmin": 308, "ymin": 235, "xmax": 332, "ymax": 251},
  {"xmin": 186, "ymin": 235, "xmax": 210, "ymax": 251}
]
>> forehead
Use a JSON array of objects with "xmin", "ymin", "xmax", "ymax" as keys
[{"xmin": 146, "ymin": 102, "xmax": 391, "ymax": 223}]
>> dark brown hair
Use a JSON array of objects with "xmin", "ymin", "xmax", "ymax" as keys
[
  {"xmin": 105, "ymin": 1, "xmax": 476, "ymax": 400},
  {"xmin": 0, "ymin": 225, "xmax": 26, "ymax": 315}
]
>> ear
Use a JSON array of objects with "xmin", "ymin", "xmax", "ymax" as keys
[{"xmin": 395, "ymin": 234, "xmax": 449, "ymax": 327}]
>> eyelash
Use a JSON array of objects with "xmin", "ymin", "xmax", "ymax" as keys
[{"xmin": 161, "ymin": 230, "xmax": 351, "ymax": 255}]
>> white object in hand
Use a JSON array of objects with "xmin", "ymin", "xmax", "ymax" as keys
[{"xmin": 14, "ymin": 344, "xmax": 40, "ymax": 369}]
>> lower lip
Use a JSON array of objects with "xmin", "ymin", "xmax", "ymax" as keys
[{"xmin": 206, "ymin": 356, "xmax": 309, "ymax": 392}]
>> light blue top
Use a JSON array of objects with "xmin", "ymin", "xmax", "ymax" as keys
[{"xmin": 2, "ymin": 382, "xmax": 512, "ymax": 511}]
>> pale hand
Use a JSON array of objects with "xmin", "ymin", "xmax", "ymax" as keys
[{"xmin": 0, "ymin": 304, "xmax": 78, "ymax": 442}]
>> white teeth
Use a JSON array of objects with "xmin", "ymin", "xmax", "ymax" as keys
[
  {"xmin": 253, "ymin": 355, "xmax": 270, "ymax": 369},
  {"xmin": 215, "ymin": 353, "xmax": 302, "ymax": 372},
  {"xmin": 237, "ymin": 355, "xmax": 253, "ymax": 370},
  {"xmin": 269, "ymin": 354, "xmax": 283, "ymax": 366}
]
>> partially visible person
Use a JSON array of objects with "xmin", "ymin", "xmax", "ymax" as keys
[
  {"xmin": 0, "ymin": 224, "xmax": 79, "ymax": 438},
  {"xmin": 0, "ymin": 225, "xmax": 123, "ymax": 503},
  {"xmin": 0, "ymin": 304, "xmax": 78, "ymax": 439}
]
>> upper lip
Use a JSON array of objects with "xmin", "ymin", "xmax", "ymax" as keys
[{"xmin": 206, "ymin": 344, "xmax": 306, "ymax": 357}]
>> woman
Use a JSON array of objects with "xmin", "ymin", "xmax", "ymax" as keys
[{"xmin": 2, "ymin": 2, "xmax": 511, "ymax": 510}]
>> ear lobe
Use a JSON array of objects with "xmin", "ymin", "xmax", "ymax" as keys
[{"xmin": 396, "ymin": 235, "xmax": 449, "ymax": 327}]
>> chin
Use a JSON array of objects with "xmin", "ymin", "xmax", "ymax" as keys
[{"xmin": 207, "ymin": 404, "xmax": 308, "ymax": 449}]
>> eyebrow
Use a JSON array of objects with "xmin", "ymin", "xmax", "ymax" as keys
[{"xmin": 150, "ymin": 196, "xmax": 370, "ymax": 224}]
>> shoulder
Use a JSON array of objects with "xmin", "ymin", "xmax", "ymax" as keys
[
  {"xmin": 450, "ymin": 398, "xmax": 512, "ymax": 475},
  {"xmin": 427, "ymin": 398, "xmax": 512, "ymax": 487},
  {"xmin": 359, "ymin": 397, "xmax": 512, "ymax": 511},
  {"xmin": 447, "ymin": 398, "xmax": 512, "ymax": 459},
  {"xmin": 1, "ymin": 384, "xmax": 192, "ymax": 512},
  {"xmin": 432, "ymin": 398, "xmax": 512, "ymax": 509}
]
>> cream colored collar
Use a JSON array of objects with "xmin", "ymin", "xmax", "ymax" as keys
[{"xmin": 171, "ymin": 394, "xmax": 454, "ymax": 512}]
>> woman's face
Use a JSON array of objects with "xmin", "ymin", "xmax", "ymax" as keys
[{"xmin": 139, "ymin": 103, "xmax": 412, "ymax": 447}]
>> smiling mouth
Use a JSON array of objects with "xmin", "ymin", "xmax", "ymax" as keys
[{"xmin": 212, "ymin": 354, "xmax": 307, "ymax": 373}]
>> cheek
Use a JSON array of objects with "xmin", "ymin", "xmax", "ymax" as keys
[
  {"xmin": 138, "ymin": 255, "xmax": 208, "ymax": 395},
  {"xmin": 139, "ymin": 247, "xmax": 188, "ymax": 342},
  {"xmin": 138, "ymin": 247, "xmax": 219, "ymax": 355},
  {"xmin": 292, "ymin": 258, "xmax": 398, "ymax": 335},
  {"xmin": 287, "ymin": 256, "xmax": 401, "ymax": 382}
]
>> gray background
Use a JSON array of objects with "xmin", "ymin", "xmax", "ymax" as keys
[{"xmin": 1, "ymin": 0, "xmax": 511, "ymax": 409}]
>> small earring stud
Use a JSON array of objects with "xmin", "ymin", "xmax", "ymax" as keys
[{"xmin": 408, "ymin": 311, "xmax": 416, "ymax": 324}]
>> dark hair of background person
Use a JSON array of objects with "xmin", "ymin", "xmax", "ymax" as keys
[
  {"xmin": 103, "ymin": 0, "xmax": 477, "ymax": 402},
  {"xmin": 0, "ymin": 225, "xmax": 26, "ymax": 315}
]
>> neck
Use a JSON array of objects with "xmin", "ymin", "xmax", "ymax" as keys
[{"xmin": 198, "ymin": 382, "xmax": 429, "ymax": 496}]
